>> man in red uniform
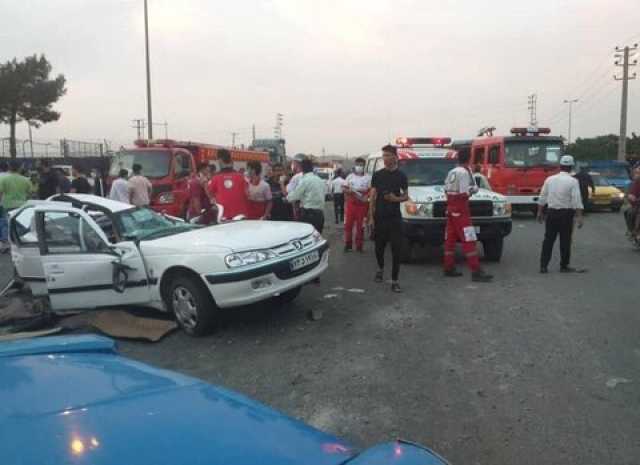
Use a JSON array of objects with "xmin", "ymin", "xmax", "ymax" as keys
[
  {"xmin": 626, "ymin": 164, "xmax": 640, "ymax": 240},
  {"xmin": 208, "ymin": 149, "xmax": 248, "ymax": 221},
  {"xmin": 187, "ymin": 163, "xmax": 214, "ymax": 224},
  {"xmin": 343, "ymin": 157, "xmax": 371, "ymax": 252},
  {"xmin": 443, "ymin": 147, "xmax": 493, "ymax": 282}
]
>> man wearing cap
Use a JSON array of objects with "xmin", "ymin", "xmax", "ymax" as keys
[{"xmin": 537, "ymin": 155, "xmax": 584, "ymax": 273}]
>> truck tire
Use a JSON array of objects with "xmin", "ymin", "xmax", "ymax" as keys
[
  {"xmin": 482, "ymin": 238, "xmax": 504, "ymax": 262},
  {"xmin": 167, "ymin": 275, "xmax": 217, "ymax": 336},
  {"xmin": 400, "ymin": 237, "xmax": 413, "ymax": 263}
]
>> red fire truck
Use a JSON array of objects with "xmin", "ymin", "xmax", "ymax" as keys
[
  {"xmin": 454, "ymin": 127, "xmax": 563, "ymax": 214},
  {"xmin": 109, "ymin": 139, "xmax": 269, "ymax": 217}
]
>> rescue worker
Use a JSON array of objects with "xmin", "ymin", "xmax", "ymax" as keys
[
  {"xmin": 369, "ymin": 144, "xmax": 408, "ymax": 293},
  {"xmin": 443, "ymin": 147, "xmax": 493, "ymax": 282},
  {"xmin": 286, "ymin": 158, "xmax": 325, "ymax": 233},
  {"xmin": 537, "ymin": 155, "xmax": 584, "ymax": 273},
  {"xmin": 208, "ymin": 149, "xmax": 248, "ymax": 221},
  {"xmin": 343, "ymin": 158, "xmax": 371, "ymax": 252}
]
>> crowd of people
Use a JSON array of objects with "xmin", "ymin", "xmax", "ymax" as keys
[{"xmin": 2, "ymin": 148, "xmax": 640, "ymax": 288}]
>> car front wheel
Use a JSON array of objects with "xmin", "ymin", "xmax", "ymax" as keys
[{"xmin": 168, "ymin": 276, "xmax": 217, "ymax": 336}]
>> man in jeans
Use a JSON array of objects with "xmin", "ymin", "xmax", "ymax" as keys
[
  {"xmin": 286, "ymin": 158, "xmax": 325, "ymax": 233},
  {"xmin": 368, "ymin": 145, "xmax": 408, "ymax": 293}
]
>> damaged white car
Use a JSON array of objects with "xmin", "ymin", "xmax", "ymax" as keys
[{"xmin": 8, "ymin": 194, "xmax": 329, "ymax": 335}]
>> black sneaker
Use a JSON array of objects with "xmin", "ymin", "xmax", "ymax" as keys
[
  {"xmin": 391, "ymin": 282, "xmax": 402, "ymax": 293},
  {"xmin": 560, "ymin": 267, "xmax": 576, "ymax": 273},
  {"xmin": 471, "ymin": 269, "xmax": 493, "ymax": 282},
  {"xmin": 374, "ymin": 270, "xmax": 383, "ymax": 283},
  {"xmin": 444, "ymin": 269, "xmax": 463, "ymax": 277},
  {"xmin": 540, "ymin": 267, "xmax": 548, "ymax": 274},
  {"xmin": 344, "ymin": 245, "xmax": 353, "ymax": 253}
]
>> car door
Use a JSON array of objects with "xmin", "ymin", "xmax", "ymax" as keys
[
  {"xmin": 33, "ymin": 205, "xmax": 152, "ymax": 310},
  {"xmin": 10, "ymin": 204, "xmax": 49, "ymax": 296}
]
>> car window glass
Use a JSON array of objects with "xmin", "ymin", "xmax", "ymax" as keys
[
  {"xmin": 13, "ymin": 207, "xmax": 38, "ymax": 245},
  {"xmin": 175, "ymin": 154, "xmax": 191, "ymax": 178},
  {"xmin": 474, "ymin": 147, "xmax": 486, "ymax": 164},
  {"xmin": 43, "ymin": 211, "xmax": 109, "ymax": 254}
]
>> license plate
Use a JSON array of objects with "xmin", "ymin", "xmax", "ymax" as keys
[{"xmin": 290, "ymin": 251, "xmax": 320, "ymax": 271}]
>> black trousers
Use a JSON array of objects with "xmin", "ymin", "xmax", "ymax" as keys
[
  {"xmin": 540, "ymin": 209, "xmax": 575, "ymax": 269},
  {"xmin": 333, "ymin": 193, "xmax": 344, "ymax": 223},
  {"xmin": 374, "ymin": 218, "xmax": 402, "ymax": 281},
  {"xmin": 300, "ymin": 208, "xmax": 325, "ymax": 234}
]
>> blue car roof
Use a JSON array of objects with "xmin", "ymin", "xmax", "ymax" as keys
[{"xmin": 0, "ymin": 335, "xmax": 355, "ymax": 465}]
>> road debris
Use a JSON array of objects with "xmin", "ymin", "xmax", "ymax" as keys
[
  {"xmin": 605, "ymin": 377, "xmax": 632, "ymax": 389},
  {"xmin": 308, "ymin": 309, "xmax": 324, "ymax": 321}
]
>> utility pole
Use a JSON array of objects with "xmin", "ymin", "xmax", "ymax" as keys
[
  {"xmin": 132, "ymin": 119, "xmax": 146, "ymax": 139},
  {"xmin": 274, "ymin": 113, "xmax": 283, "ymax": 139},
  {"xmin": 231, "ymin": 132, "xmax": 239, "ymax": 147},
  {"xmin": 144, "ymin": 0, "xmax": 154, "ymax": 140},
  {"xmin": 563, "ymin": 99, "xmax": 579, "ymax": 145},
  {"xmin": 528, "ymin": 94, "xmax": 538, "ymax": 127},
  {"xmin": 614, "ymin": 43, "xmax": 638, "ymax": 161},
  {"xmin": 252, "ymin": 124, "xmax": 256, "ymax": 143}
]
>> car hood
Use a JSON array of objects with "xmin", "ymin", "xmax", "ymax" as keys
[
  {"xmin": 0, "ymin": 336, "xmax": 354, "ymax": 465},
  {"xmin": 408, "ymin": 185, "xmax": 506, "ymax": 203},
  {"xmin": 593, "ymin": 186, "xmax": 622, "ymax": 196},
  {"xmin": 142, "ymin": 220, "xmax": 316, "ymax": 254}
]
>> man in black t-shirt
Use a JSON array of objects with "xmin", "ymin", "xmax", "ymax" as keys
[
  {"xmin": 70, "ymin": 167, "xmax": 92, "ymax": 194},
  {"xmin": 267, "ymin": 163, "xmax": 293, "ymax": 221},
  {"xmin": 368, "ymin": 144, "xmax": 408, "ymax": 293}
]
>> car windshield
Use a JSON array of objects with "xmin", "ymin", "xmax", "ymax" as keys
[
  {"xmin": 116, "ymin": 207, "xmax": 199, "ymax": 241},
  {"xmin": 591, "ymin": 174, "xmax": 611, "ymax": 187},
  {"xmin": 505, "ymin": 142, "xmax": 562, "ymax": 168},
  {"xmin": 399, "ymin": 158, "xmax": 456, "ymax": 186},
  {"xmin": 109, "ymin": 150, "xmax": 171, "ymax": 179}
]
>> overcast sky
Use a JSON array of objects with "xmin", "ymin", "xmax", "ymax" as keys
[{"xmin": 1, "ymin": 0, "xmax": 640, "ymax": 156}]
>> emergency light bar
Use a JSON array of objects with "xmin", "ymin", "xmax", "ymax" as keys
[
  {"xmin": 395, "ymin": 137, "xmax": 452, "ymax": 147},
  {"xmin": 510, "ymin": 127, "xmax": 551, "ymax": 136}
]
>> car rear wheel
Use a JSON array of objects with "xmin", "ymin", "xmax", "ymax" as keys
[
  {"xmin": 168, "ymin": 276, "xmax": 217, "ymax": 336},
  {"xmin": 482, "ymin": 238, "xmax": 504, "ymax": 262}
]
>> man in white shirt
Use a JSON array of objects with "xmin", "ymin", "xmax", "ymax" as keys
[
  {"xmin": 109, "ymin": 169, "xmax": 131, "ymax": 204},
  {"xmin": 537, "ymin": 155, "xmax": 584, "ymax": 273},
  {"xmin": 283, "ymin": 153, "xmax": 306, "ymax": 220},
  {"xmin": 343, "ymin": 158, "xmax": 371, "ymax": 252}
]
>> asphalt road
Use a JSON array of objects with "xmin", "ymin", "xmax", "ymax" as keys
[{"xmin": 1, "ymin": 209, "xmax": 639, "ymax": 465}]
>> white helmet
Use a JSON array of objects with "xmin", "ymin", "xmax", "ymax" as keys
[{"xmin": 560, "ymin": 155, "xmax": 575, "ymax": 166}]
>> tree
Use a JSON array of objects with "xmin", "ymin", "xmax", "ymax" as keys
[{"xmin": 0, "ymin": 54, "xmax": 66, "ymax": 158}]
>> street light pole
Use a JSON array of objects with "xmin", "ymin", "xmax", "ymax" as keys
[
  {"xmin": 144, "ymin": 0, "xmax": 154, "ymax": 140},
  {"xmin": 563, "ymin": 99, "xmax": 578, "ymax": 145}
]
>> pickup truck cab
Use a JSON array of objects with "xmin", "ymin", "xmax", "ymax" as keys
[{"xmin": 366, "ymin": 138, "xmax": 512, "ymax": 262}]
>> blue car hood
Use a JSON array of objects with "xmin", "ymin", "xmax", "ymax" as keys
[{"xmin": 0, "ymin": 336, "xmax": 355, "ymax": 465}]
